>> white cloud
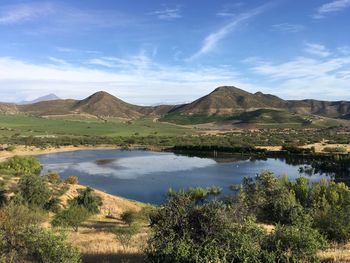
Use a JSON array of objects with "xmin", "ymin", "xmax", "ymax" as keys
[
  {"xmin": 271, "ymin": 23, "xmax": 304, "ymax": 33},
  {"xmin": 149, "ymin": 6, "xmax": 182, "ymax": 20},
  {"xmin": 0, "ymin": 56, "xmax": 260, "ymax": 104},
  {"xmin": 189, "ymin": 4, "xmax": 268, "ymax": 60},
  {"xmin": 304, "ymin": 43, "xmax": 331, "ymax": 57},
  {"xmin": 245, "ymin": 49, "xmax": 350, "ymax": 100},
  {"xmin": 314, "ymin": 0, "xmax": 350, "ymax": 18},
  {"xmin": 0, "ymin": 2, "xmax": 54, "ymax": 25}
]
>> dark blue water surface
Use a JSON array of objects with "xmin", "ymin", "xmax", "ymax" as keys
[{"xmin": 38, "ymin": 150, "xmax": 327, "ymax": 204}]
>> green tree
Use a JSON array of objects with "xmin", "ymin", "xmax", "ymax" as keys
[
  {"xmin": 52, "ymin": 206, "xmax": 90, "ymax": 232},
  {"xmin": 17, "ymin": 174, "xmax": 51, "ymax": 209},
  {"xmin": 69, "ymin": 187, "xmax": 102, "ymax": 214}
]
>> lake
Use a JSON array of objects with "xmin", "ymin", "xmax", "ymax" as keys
[{"xmin": 38, "ymin": 149, "xmax": 329, "ymax": 204}]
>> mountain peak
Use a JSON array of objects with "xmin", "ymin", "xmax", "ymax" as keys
[
  {"xmin": 18, "ymin": 93, "xmax": 61, "ymax": 105},
  {"xmin": 213, "ymin": 86, "xmax": 242, "ymax": 93}
]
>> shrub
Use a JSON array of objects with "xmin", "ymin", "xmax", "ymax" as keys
[
  {"xmin": 147, "ymin": 191, "xmax": 271, "ymax": 263},
  {"xmin": 17, "ymin": 174, "xmax": 51, "ymax": 209},
  {"xmin": 22, "ymin": 225, "xmax": 81, "ymax": 263},
  {"xmin": 6, "ymin": 145, "xmax": 16, "ymax": 152},
  {"xmin": 46, "ymin": 172, "xmax": 61, "ymax": 184},
  {"xmin": 240, "ymin": 171, "xmax": 303, "ymax": 224},
  {"xmin": 264, "ymin": 224, "xmax": 327, "ymax": 262},
  {"xmin": 0, "ymin": 204, "xmax": 80, "ymax": 263},
  {"xmin": 43, "ymin": 197, "xmax": 61, "ymax": 213},
  {"xmin": 323, "ymin": 146, "xmax": 347, "ymax": 153},
  {"xmin": 64, "ymin": 176, "xmax": 79, "ymax": 185},
  {"xmin": 69, "ymin": 187, "xmax": 102, "ymax": 214},
  {"xmin": 121, "ymin": 210, "xmax": 138, "ymax": 226},
  {"xmin": 0, "ymin": 156, "xmax": 41, "ymax": 176},
  {"xmin": 52, "ymin": 206, "xmax": 90, "ymax": 232}
]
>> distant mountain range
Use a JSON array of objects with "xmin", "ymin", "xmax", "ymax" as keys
[
  {"xmin": 0, "ymin": 87, "xmax": 349, "ymax": 125},
  {"xmin": 18, "ymin": 94, "xmax": 61, "ymax": 105}
]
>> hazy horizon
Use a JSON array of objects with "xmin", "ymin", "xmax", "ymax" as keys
[{"xmin": 1, "ymin": 0, "xmax": 349, "ymax": 104}]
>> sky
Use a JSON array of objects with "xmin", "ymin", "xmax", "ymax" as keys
[{"xmin": 0, "ymin": 0, "xmax": 349, "ymax": 105}]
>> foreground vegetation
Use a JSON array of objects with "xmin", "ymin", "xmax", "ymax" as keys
[{"xmin": 2, "ymin": 155, "xmax": 350, "ymax": 262}]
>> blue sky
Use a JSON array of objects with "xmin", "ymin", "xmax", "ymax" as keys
[{"xmin": 0, "ymin": 0, "xmax": 349, "ymax": 104}]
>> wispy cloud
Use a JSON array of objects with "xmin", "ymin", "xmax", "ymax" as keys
[
  {"xmin": 189, "ymin": 4, "xmax": 269, "ymax": 60},
  {"xmin": 313, "ymin": 0, "xmax": 350, "ymax": 18},
  {"xmin": 216, "ymin": 2, "xmax": 244, "ymax": 17},
  {"xmin": 271, "ymin": 23, "xmax": 304, "ymax": 33},
  {"xmin": 48, "ymin": 57, "xmax": 71, "ymax": 66},
  {"xmin": 245, "ymin": 47, "xmax": 350, "ymax": 100},
  {"xmin": 149, "ymin": 6, "xmax": 182, "ymax": 20},
  {"xmin": 0, "ymin": 2, "xmax": 54, "ymax": 25},
  {"xmin": 304, "ymin": 43, "xmax": 331, "ymax": 57}
]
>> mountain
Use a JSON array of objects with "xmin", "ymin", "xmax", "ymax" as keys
[
  {"xmin": 72, "ymin": 91, "xmax": 144, "ymax": 119},
  {"xmin": 1, "ymin": 87, "xmax": 350, "ymax": 125},
  {"xmin": 168, "ymin": 86, "xmax": 287, "ymax": 116},
  {"xmin": 168, "ymin": 86, "xmax": 350, "ymax": 119},
  {"xmin": 18, "ymin": 94, "xmax": 61, "ymax": 105}
]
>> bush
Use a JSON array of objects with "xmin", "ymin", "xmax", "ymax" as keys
[
  {"xmin": 46, "ymin": 172, "xmax": 61, "ymax": 184},
  {"xmin": 17, "ymin": 174, "xmax": 51, "ymax": 209},
  {"xmin": 69, "ymin": 187, "xmax": 102, "ymax": 214},
  {"xmin": 22, "ymin": 225, "xmax": 81, "ymax": 263},
  {"xmin": 64, "ymin": 176, "xmax": 79, "ymax": 185},
  {"xmin": 0, "ymin": 156, "xmax": 41, "ymax": 176},
  {"xmin": 264, "ymin": 224, "xmax": 327, "ymax": 262},
  {"xmin": 310, "ymin": 180, "xmax": 350, "ymax": 242},
  {"xmin": 121, "ymin": 210, "xmax": 138, "ymax": 226},
  {"xmin": 52, "ymin": 206, "xmax": 90, "ymax": 232},
  {"xmin": 0, "ymin": 204, "xmax": 80, "ymax": 263},
  {"xmin": 147, "ymin": 191, "xmax": 272, "ymax": 263},
  {"xmin": 323, "ymin": 146, "xmax": 347, "ymax": 153},
  {"xmin": 240, "ymin": 171, "xmax": 303, "ymax": 224},
  {"xmin": 6, "ymin": 145, "xmax": 16, "ymax": 152},
  {"xmin": 43, "ymin": 197, "xmax": 61, "ymax": 213}
]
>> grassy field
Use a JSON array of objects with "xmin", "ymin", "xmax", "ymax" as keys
[{"xmin": 0, "ymin": 114, "xmax": 193, "ymax": 137}]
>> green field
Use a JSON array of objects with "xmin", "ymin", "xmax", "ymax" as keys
[{"xmin": 0, "ymin": 114, "xmax": 193, "ymax": 137}]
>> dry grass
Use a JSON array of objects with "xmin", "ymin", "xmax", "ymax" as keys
[
  {"xmin": 319, "ymin": 243, "xmax": 350, "ymax": 262},
  {"xmin": 58, "ymin": 184, "xmax": 149, "ymax": 263},
  {"xmin": 0, "ymin": 144, "xmax": 118, "ymax": 160},
  {"xmin": 301, "ymin": 142, "xmax": 350, "ymax": 153}
]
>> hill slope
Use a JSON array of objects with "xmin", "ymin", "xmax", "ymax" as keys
[
  {"xmin": 168, "ymin": 86, "xmax": 350, "ymax": 120},
  {"xmin": 169, "ymin": 86, "xmax": 285, "ymax": 116}
]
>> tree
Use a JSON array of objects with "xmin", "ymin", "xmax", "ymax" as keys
[
  {"xmin": 113, "ymin": 223, "xmax": 141, "ymax": 253},
  {"xmin": 17, "ymin": 174, "xmax": 51, "ymax": 209},
  {"xmin": 52, "ymin": 206, "xmax": 90, "ymax": 232},
  {"xmin": 120, "ymin": 210, "xmax": 138, "ymax": 226},
  {"xmin": 69, "ymin": 187, "xmax": 102, "ymax": 214}
]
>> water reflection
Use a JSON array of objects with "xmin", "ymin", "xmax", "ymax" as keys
[{"xmin": 38, "ymin": 150, "xmax": 343, "ymax": 204}]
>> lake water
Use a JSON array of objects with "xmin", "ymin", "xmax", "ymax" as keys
[{"xmin": 38, "ymin": 149, "xmax": 328, "ymax": 204}]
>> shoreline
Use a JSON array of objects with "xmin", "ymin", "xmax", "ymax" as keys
[
  {"xmin": 1, "ymin": 141, "xmax": 349, "ymax": 160},
  {"xmin": 0, "ymin": 144, "xmax": 165, "ymax": 160}
]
